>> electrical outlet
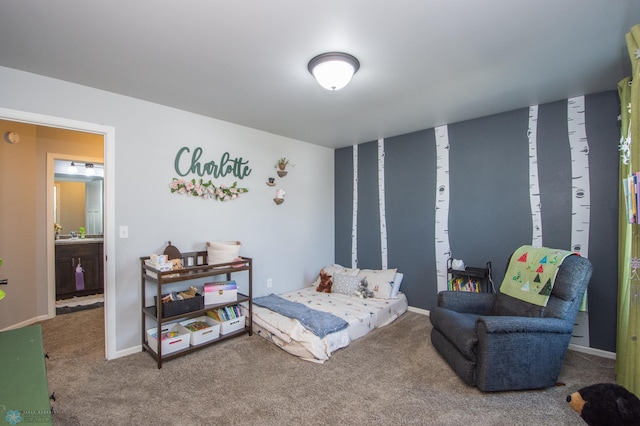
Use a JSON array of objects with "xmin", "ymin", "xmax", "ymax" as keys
[{"xmin": 267, "ymin": 278, "xmax": 272, "ymax": 288}]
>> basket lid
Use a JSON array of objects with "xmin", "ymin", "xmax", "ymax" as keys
[{"xmin": 163, "ymin": 241, "xmax": 182, "ymax": 260}]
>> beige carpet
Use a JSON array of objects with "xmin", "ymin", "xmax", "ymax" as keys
[{"xmin": 39, "ymin": 307, "xmax": 614, "ymax": 425}]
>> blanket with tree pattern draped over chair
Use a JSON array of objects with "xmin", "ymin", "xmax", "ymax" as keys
[{"xmin": 499, "ymin": 245, "xmax": 575, "ymax": 307}]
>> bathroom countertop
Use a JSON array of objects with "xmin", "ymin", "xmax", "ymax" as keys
[{"xmin": 55, "ymin": 237, "xmax": 104, "ymax": 245}]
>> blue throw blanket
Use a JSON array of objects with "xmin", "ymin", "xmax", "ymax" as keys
[{"xmin": 253, "ymin": 294, "xmax": 349, "ymax": 338}]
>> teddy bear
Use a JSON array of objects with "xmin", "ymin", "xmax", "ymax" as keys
[
  {"xmin": 171, "ymin": 258, "xmax": 183, "ymax": 270},
  {"xmin": 566, "ymin": 383, "xmax": 640, "ymax": 425},
  {"xmin": 316, "ymin": 270, "xmax": 332, "ymax": 293},
  {"xmin": 355, "ymin": 277, "xmax": 374, "ymax": 299}
]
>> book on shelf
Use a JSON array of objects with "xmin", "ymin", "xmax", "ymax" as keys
[
  {"xmin": 624, "ymin": 172, "xmax": 640, "ymax": 224},
  {"xmin": 207, "ymin": 310, "xmax": 222, "ymax": 322},
  {"xmin": 206, "ymin": 304, "xmax": 242, "ymax": 322},
  {"xmin": 447, "ymin": 277, "xmax": 481, "ymax": 292}
]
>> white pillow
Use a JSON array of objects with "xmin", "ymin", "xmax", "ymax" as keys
[
  {"xmin": 357, "ymin": 268, "xmax": 397, "ymax": 299},
  {"xmin": 310, "ymin": 264, "xmax": 360, "ymax": 287},
  {"xmin": 332, "ymin": 273, "xmax": 361, "ymax": 295},
  {"xmin": 323, "ymin": 264, "xmax": 360, "ymax": 276},
  {"xmin": 390, "ymin": 272, "xmax": 404, "ymax": 299}
]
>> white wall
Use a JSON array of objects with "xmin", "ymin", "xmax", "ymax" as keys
[{"xmin": 0, "ymin": 66, "xmax": 335, "ymax": 355}]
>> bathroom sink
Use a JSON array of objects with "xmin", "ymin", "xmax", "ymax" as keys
[{"xmin": 55, "ymin": 237, "xmax": 104, "ymax": 244}]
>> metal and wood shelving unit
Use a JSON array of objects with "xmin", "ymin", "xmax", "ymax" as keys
[
  {"xmin": 446, "ymin": 258, "xmax": 494, "ymax": 293},
  {"xmin": 140, "ymin": 252, "xmax": 252, "ymax": 368}
]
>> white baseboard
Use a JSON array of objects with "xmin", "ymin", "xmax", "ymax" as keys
[
  {"xmin": 568, "ymin": 343, "xmax": 616, "ymax": 360},
  {"xmin": 0, "ymin": 314, "xmax": 53, "ymax": 332},
  {"xmin": 408, "ymin": 306, "xmax": 430, "ymax": 316},
  {"xmin": 110, "ymin": 344, "xmax": 142, "ymax": 360}
]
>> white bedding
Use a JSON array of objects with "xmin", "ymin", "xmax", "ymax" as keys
[{"xmin": 244, "ymin": 286, "xmax": 408, "ymax": 363}]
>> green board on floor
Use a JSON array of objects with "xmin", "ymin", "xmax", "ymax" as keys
[{"xmin": 0, "ymin": 324, "xmax": 52, "ymax": 425}]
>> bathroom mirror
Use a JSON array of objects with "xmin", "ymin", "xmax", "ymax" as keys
[{"xmin": 54, "ymin": 159, "xmax": 104, "ymax": 236}]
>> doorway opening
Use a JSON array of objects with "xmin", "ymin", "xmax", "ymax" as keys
[
  {"xmin": 0, "ymin": 107, "xmax": 115, "ymax": 360},
  {"xmin": 50, "ymin": 156, "xmax": 104, "ymax": 312}
]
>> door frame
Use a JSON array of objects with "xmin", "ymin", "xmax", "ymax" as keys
[
  {"xmin": 0, "ymin": 107, "xmax": 116, "ymax": 360},
  {"xmin": 48, "ymin": 153, "xmax": 104, "ymax": 297}
]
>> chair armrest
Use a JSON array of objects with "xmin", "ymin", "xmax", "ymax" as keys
[
  {"xmin": 474, "ymin": 316, "xmax": 574, "ymax": 391},
  {"xmin": 477, "ymin": 316, "xmax": 573, "ymax": 334},
  {"xmin": 437, "ymin": 291, "xmax": 495, "ymax": 315}
]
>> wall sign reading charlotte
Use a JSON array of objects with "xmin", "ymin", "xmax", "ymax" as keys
[{"xmin": 170, "ymin": 147, "xmax": 251, "ymax": 201}]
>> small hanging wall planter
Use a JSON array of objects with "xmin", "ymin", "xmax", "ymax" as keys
[
  {"xmin": 276, "ymin": 157, "xmax": 289, "ymax": 170},
  {"xmin": 275, "ymin": 157, "xmax": 293, "ymax": 177},
  {"xmin": 170, "ymin": 178, "xmax": 248, "ymax": 201},
  {"xmin": 273, "ymin": 188, "xmax": 286, "ymax": 205}
]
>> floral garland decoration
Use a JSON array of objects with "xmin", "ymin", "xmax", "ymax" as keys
[{"xmin": 170, "ymin": 178, "xmax": 248, "ymax": 201}]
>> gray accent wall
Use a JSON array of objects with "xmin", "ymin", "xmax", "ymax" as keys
[
  {"xmin": 447, "ymin": 109, "xmax": 531, "ymax": 283},
  {"xmin": 335, "ymin": 90, "xmax": 619, "ymax": 352},
  {"xmin": 583, "ymin": 92, "xmax": 620, "ymax": 351},
  {"xmin": 385, "ymin": 131, "xmax": 436, "ymax": 310}
]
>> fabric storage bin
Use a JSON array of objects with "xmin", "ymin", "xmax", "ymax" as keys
[
  {"xmin": 154, "ymin": 294, "xmax": 204, "ymax": 318},
  {"xmin": 206, "ymin": 241, "xmax": 241, "ymax": 265},
  {"xmin": 146, "ymin": 323, "xmax": 190, "ymax": 355},
  {"xmin": 179, "ymin": 316, "xmax": 220, "ymax": 346}
]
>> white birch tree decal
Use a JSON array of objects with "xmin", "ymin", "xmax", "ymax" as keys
[
  {"xmin": 378, "ymin": 139, "xmax": 388, "ymax": 269},
  {"xmin": 352, "ymin": 144, "xmax": 359, "ymax": 269},
  {"xmin": 435, "ymin": 125, "xmax": 451, "ymax": 292},
  {"xmin": 568, "ymin": 95, "xmax": 591, "ymax": 346},
  {"xmin": 528, "ymin": 105, "xmax": 543, "ymax": 247},
  {"xmin": 568, "ymin": 96, "xmax": 590, "ymax": 259}
]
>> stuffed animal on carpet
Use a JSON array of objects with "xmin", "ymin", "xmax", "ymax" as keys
[
  {"xmin": 355, "ymin": 278, "xmax": 374, "ymax": 299},
  {"xmin": 316, "ymin": 271, "xmax": 332, "ymax": 293},
  {"xmin": 566, "ymin": 383, "xmax": 640, "ymax": 425}
]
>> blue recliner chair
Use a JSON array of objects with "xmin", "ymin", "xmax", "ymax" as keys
[{"xmin": 429, "ymin": 247, "xmax": 592, "ymax": 392}]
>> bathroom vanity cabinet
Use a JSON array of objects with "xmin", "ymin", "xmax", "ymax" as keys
[{"xmin": 55, "ymin": 239, "xmax": 104, "ymax": 299}]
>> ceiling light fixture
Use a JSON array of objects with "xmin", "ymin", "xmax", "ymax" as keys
[
  {"xmin": 85, "ymin": 163, "xmax": 95, "ymax": 176},
  {"xmin": 67, "ymin": 161, "xmax": 78, "ymax": 173},
  {"xmin": 308, "ymin": 52, "xmax": 360, "ymax": 91}
]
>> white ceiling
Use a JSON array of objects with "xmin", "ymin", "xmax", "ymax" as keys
[{"xmin": 1, "ymin": 1, "xmax": 639, "ymax": 149}]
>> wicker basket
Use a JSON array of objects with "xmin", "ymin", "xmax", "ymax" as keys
[{"xmin": 154, "ymin": 294, "xmax": 204, "ymax": 318}]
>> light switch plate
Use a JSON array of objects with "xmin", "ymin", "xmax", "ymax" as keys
[{"xmin": 119, "ymin": 226, "xmax": 129, "ymax": 238}]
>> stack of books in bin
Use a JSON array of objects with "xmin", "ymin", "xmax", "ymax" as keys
[{"xmin": 207, "ymin": 305, "xmax": 245, "ymax": 335}]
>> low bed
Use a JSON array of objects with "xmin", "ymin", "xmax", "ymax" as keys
[{"xmin": 244, "ymin": 265, "xmax": 408, "ymax": 363}]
